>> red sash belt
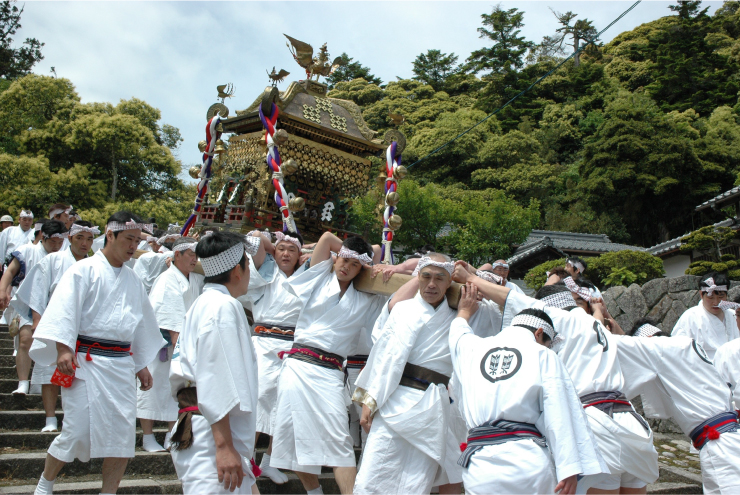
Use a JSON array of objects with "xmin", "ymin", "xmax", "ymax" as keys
[{"xmin": 278, "ymin": 347, "xmax": 343, "ymax": 371}]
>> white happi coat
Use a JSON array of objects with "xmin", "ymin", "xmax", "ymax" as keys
[
  {"xmin": 672, "ymin": 302, "xmax": 739, "ymax": 360},
  {"xmin": 29, "ymin": 251, "xmax": 163, "ymax": 461},
  {"xmin": 6, "ymin": 242, "xmax": 53, "ymax": 327},
  {"xmin": 505, "ymin": 280, "xmax": 524, "ymax": 294},
  {"xmin": 137, "ymin": 264, "xmax": 204, "ymax": 422},
  {"xmin": 0, "ymin": 225, "xmax": 34, "ymax": 261},
  {"xmin": 91, "ymin": 234, "xmax": 105, "ymax": 253},
  {"xmin": 132, "ymin": 251, "xmax": 172, "ymax": 294},
  {"xmin": 354, "ymin": 294, "xmax": 500, "ymax": 494},
  {"xmin": 10, "ymin": 248, "xmax": 80, "ymax": 385},
  {"xmin": 614, "ymin": 335, "xmax": 740, "ymax": 494},
  {"xmin": 714, "ymin": 339, "xmax": 740, "ymax": 406},
  {"xmin": 450, "ymin": 319, "xmax": 609, "ymax": 495},
  {"xmin": 270, "ymin": 259, "xmax": 387, "ymax": 474},
  {"xmin": 169, "ymin": 284, "xmax": 259, "ymax": 493},
  {"xmin": 501, "ymin": 290, "xmax": 659, "ymax": 486},
  {"xmin": 237, "ymin": 254, "xmax": 308, "ymax": 436}
]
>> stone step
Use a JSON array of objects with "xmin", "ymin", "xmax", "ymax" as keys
[
  {"xmin": 646, "ymin": 482, "xmax": 702, "ymax": 494},
  {"xmin": 0, "ymin": 393, "xmax": 61, "ymax": 411},
  {"xmin": 0, "ymin": 430, "xmax": 169, "ymax": 450},
  {"xmin": 0, "ymin": 472, "xmax": 341, "ymax": 494},
  {"xmin": 0, "ymin": 367, "xmax": 18, "ymax": 379},
  {"xmin": 0, "ymin": 356, "xmax": 16, "ymax": 367},
  {"xmin": 0, "ymin": 380, "xmax": 22, "ymax": 393},
  {"xmin": 0, "ymin": 447, "xmax": 358, "ymax": 479},
  {"xmin": 0, "ymin": 412, "xmax": 174, "ymax": 432}
]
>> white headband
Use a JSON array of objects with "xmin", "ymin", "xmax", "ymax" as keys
[
  {"xmin": 275, "ymin": 231, "xmax": 302, "ymax": 250},
  {"xmin": 106, "ymin": 221, "xmax": 154, "ymax": 233},
  {"xmin": 417, "ymin": 255, "xmax": 454, "ymax": 274},
  {"xmin": 634, "ymin": 323, "xmax": 661, "ymax": 338},
  {"xmin": 69, "ymin": 224, "xmax": 100, "ymax": 237},
  {"xmin": 701, "ymin": 277, "xmax": 727, "ymax": 296},
  {"xmin": 477, "ymin": 270, "xmax": 504, "ymax": 285},
  {"xmin": 540, "ymin": 290, "xmax": 577, "ymax": 310},
  {"xmin": 20, "ymin": 210, "xmax": 33, "ymax": 219},
  {"xmin": 48, "ymin": 208, "xmax": 65, "ymax": 218},
  {"xmin": 718, "ymin": 300, "xmax": 740, "ymax": 310},
  {"xmin": 511, "ymin": 312, "xmax": 556, "ymax": 341},
  {"xmin": 157, "ymin": 233, "xmax": 181, "ymax": 245},
  {"xmin": 200, "ymin": 243, "xmax": 245, "ymax": 277},
  {"xmin": 337, "ymin": 246, "xmax": 372, "ymax": 266},
  {"xmin": 43, "ymin": 232, "xmax": 68, "ymax": 240},
  {"xmin": 34, "ymin": 222, "xmax": 43, "ymax": 232},
  {"xmin": 563, "ymin": 276, "xmax": 592, "ymax": 302},
  {"xmin": 146, "ymin": 236, "xmax": 158, "ymax": 243},
  {"xmin": 492, "ymin": 262, "xmax": 509, "ymax": 269},
  {"xmin": 172, "ymin": 242, "xmax": 197, "ymax": 253},
  {"xmin": 567, "ymin": 260, "xmax": 585, "ymax": 273}
]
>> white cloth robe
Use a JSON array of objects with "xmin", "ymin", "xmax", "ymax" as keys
[
  {"xmin": 450, "ymin": 320, "xmax": 609, "ymax": 495},
  {"xmin": 501, "ymin": 290, "xmax": 659, "ymax": 485},
  {"xmin": 614, "ymin": 334, "xmax": 740, "ymax": 494},
  {"xmin": 237, "ymin": 254, "xmax": 308, "ymax": 436},
  {"xmin": 354, "ymin": 294, "xmax": 500, "ymax": 494},
  {"xmin": 672, "ymin": 302, "xmax": 739, "ymax": 360},
  {"xmin": 91, "ymin": 234, "xmax": 105, "ymax": 253},
  {"xmin": 132, "ymin": 251, "xmax": 172, "ymax": 294},
  {"xmin": 6, "ymin": 242, "xmax": 53, "ymax": 327},
  {"xmin": 137, "ymin": 264, "xmax": 204, "ymax": 422},
  {"xmin": 169, "ymin": 283, "xmax": 259, "ymax": 492},
  {"xmin": 714, "ymin": 338, "xmax": 740, "ymax": 407},
  {"xmin": 0, "ymin": 224, "xmax": 34, "ymax": 261},
  {"xmin": 270, "ymin": 258, "xmax": 387, "ymax": 474},
  {"xmin": 10, "ymin": 248, "xmax": 80, "ymax": 384},
  {"xmin": 29, "ymin": 251, "xmax": 163, "ymax": 461},
  {"xmin": 505, "ymin": 280, "xmax": 524, "ymax": 293}
]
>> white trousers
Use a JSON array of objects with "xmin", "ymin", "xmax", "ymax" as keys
[
  {"xmin": 701, "ymin": 430, "xmax": 740, "ymax": 494},
  {"xmin": 355, "ymin": 414, "xmax": 438, "ymax": 495},
  {"xmin": 137, "ymin": 350, "xmax": 178, "ymax": 422},
  {"xmin": 252, "ymin": 335, "xmax": 292, "ymax": 436},
  {"xmin": 462, "ymin": 440, "xmax": 557, "ymax": 495},
  {"xmin": 270, "ymin": 359, "xmax": 355, "ymax": 474}
]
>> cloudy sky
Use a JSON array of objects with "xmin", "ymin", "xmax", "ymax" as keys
[{"xmin": 19, "ymin": 1, "xmax": 722, "ymax": 181}]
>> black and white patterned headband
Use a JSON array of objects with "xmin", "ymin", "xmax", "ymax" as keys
[
  {"xmin": 511, "ymin": 313, "xmax": 556, "ymax": 341},
  {"xmin": 540, "ymin": 290, "xmax": 576, "ymax": 309},
  {"xmin": 634, "ymin": 323, "xmax": 661, "ymax": 338}
]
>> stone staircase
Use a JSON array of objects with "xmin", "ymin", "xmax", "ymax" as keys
[{"xmin": 0, "ymin": 328, "xmax": 704, "ymax": 494}]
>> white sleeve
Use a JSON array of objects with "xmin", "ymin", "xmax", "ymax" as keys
[
  {"xmin": 449, "ymin": 317, "xmax": 475, "ymax": 359},
  {"xmin": 670, "ymin": 311, "xmax": 693, "ymax": 338},
  {"xmin": 715, "ymin": 343, "xmax": 740, "ymax": 405}
]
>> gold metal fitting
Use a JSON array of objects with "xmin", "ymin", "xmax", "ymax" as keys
[
  {"xmin": 273, "ymin": 129, "xmax": 289, "ymax": 146},
  {"xmin": 214, "ymin": 140, "xmax": 227, "ymax": 155},
  {"xmin": 388, "ymin": 214, "xmax": 403, "ymax": 230},
  {"xmin": 385, "ymin": 191, "xmax": 400, "ymax": 207},
  {"xmin": 288, "ymin": 196, "xmax": 306, "ymax": 212},
  {"xmin": 282, "ymin": 158, "xmax": 299, "ymax": 175},
  {"xmin": 198, "ymin": 140, "xmax": 207, "ymax": 152},
  {"xmin": 394, "ymin": 165, "xmax": 408, "ymax": 180},
  {"xmin": 189, "ymin": 165, "xmax": 202, "ymax": 179}
]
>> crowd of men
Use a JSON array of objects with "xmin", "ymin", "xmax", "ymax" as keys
[{"xmin": 1, "ymin": 206, "xmax": 739, "ymax": 495}]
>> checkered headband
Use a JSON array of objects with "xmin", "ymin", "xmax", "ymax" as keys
[
  {"xmin": 701, "ymin": 277, "xmax": 727, "ymax": 296},
  {"xmin": 337, "ymin": 246, "xmax": 372, "ymax": 266},
  {"xmin": 540, "ymin": 289, "xmax": 577, "ymax": 310},
  {"xmin": 634, "ymin": 323, "xmax": 661, "ymax": 338},
  {"xmin": 477, "ymin": 270, "xmax": 504, "ymax": 285},
  {"xmin": 172, "ymin": 242, "xmax": 197, "ymax": 253},
  {"xmin": 106, "ymin": 221, "xmax": 154, "ymax": 233},
  {"xmin": 511, "ymin": 312, "xmax": 556, "ymax": 341},
  {"xmin": 275, "ymin": 231, "xmax": 302, "ymax": 250},
  {"xmin": 69, "ymin": 224, "xmax": 100, "ymax": 237}
]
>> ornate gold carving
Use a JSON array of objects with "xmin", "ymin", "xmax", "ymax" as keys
[{"xmin": 330, "ymin": 98, "xmax": 377, "ymax": 141}]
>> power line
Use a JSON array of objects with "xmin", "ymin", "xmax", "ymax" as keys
[{"xmin": 405, "ymin": 0, "xmax": 642, "ymax": 170}]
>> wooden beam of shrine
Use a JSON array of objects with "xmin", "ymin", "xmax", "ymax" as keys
[{"xmin": 134, "ymin": 250, "xmax": 462, "ymax": 308}]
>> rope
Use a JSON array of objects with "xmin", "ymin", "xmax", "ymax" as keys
[
  {"xmin": 381, "ymin": 142, "xmax": 400, "ymax": 264},
  {"xmin": 181, "ymin": 116, "xmax": 221, "ymax": 236},
  {"xmin": 406, "ymin": 0, "xmax": 642, "ymax": 170}
]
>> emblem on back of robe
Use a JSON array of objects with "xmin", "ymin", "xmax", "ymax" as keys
[
  {"xmin": 480, "ymin": 347, "xmax": 522, "ymax": 383},
  {"xmin": 692, "ymin": 339, "xmax": 713, "ymax": 364},
  {"xmin": 593, "ymin": 321, "xmax": 609, "ymax": 352}
]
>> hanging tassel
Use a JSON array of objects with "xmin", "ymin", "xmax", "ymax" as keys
[
  {"xmin": 704, "ymin": 424, "xmax": 721, "ymax": 441},
  {"xmin": 250, "ymin": 458, "xmax": 262, "ymax": 477},
  {"xmin": 459, "ymin": 442, "xmax": 468, "ymax": 451}
]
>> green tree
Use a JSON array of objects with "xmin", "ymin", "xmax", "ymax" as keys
[
  {"xmin": 326, "ymin": 53, "xmax": 381, "ymax": 89},
  {"xmin": 0, "ymin": 0, "xmax": 43, "ymax": 80},
  {"xmin": 550, "ymin": 10, "xmax": 599, "ymax": 67},
  {"xmin": 680, "ymin": 225, "xmax": 738, "ymax": 261},
  {"xmin": 411, "ymin": 49, "xmax": 459, "ymax": 91},
  {"xmin": 466, "ymin": 5, "xmax": 534, "ymax": 75}
]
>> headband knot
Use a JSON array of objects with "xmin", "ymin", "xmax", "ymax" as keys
[
  {"xmin": 701, "ymin": 277, "xmax": 727, "ymax": 296},
  {"xmin": 563, "ymin": 276, "xmax": 592, "ymax": 302}
]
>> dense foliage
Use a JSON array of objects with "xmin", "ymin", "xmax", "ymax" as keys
[{"xmin": 337, "ymin": 1, "xmax": 740, "ymax": 249}]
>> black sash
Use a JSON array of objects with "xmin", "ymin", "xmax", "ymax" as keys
[
  {"xmin": 75, "ymin": 335, "xmax": 131, "ymax": 358},
  {"xmin": 399, "ymin": 362, "xmax": 450, "ymax": 391},
  {"xmin": 458, "ymin": 420, "xmax": 546, "ymax": 467},
  {"xmin": 580, "ymin": 391, "xmax": 650, "ymax": 432}
]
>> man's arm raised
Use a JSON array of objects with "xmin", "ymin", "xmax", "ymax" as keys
[
  {"xmin": 310, "ymin": 231, "xmax": 343, "ymax": 267},
  {"xmin": 453, "ymin": 261, "xmax": 510, "ymax": 306}
]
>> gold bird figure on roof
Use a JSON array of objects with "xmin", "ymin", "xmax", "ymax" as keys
[
  {"xmin": 217, "ymin": 83, "xmax": 235, "ymax": 102},
  {"xmin": 388, "ymin": 112, "xmax": 406, "ymax": 126},
  {"xmin": 267, "ymin": 67, "xmax": 290, "ymax": 86},
  {"xmin": 284, "ymin": 34, "xmax": 345, "ymax": 82}
]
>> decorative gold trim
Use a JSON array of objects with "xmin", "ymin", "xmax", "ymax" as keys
[{"xmin": 351, "ymin": 387, "xmax": 378, "ymax": 415}]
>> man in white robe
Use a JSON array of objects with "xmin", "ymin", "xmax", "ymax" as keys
[
  {"xmin": 352, "ymin": 255, "xmax": 501, "ymax": 495},
  {"xmin": 137, "ymin": 237, "xmax": 204, "ymax": 452},
  {"xmin": 672, "ymin": 272, "xmax": 739, "ymax": 360},
  {"xmin": 270, "ymin": 232, "xmax": 386, "ymax": 495},
  {"xmin": 133, "ymin": 247, "xmax": 174, "ymax": 294},
  {"xmin": 169, "ymin": 231, "xmax": 261, "ymax": 494},
  {"xmin": 450, "ymin": 284, "xmax": 608, "ymax": 495},
  {"xmin": 10, "ymin": 221, "xmax": 97, "ymax": 431},
  {"xmin": 714, "ymin": 308, "xmax": 740, "ymax": 407},
  {"xmin": 0, "ymin": 214, "xmax": 13, "ymax": 231},
  {"xmin": 487, "ymin": 277, "xmax": 659, "ymax": 494},
  {"xmin": 0, "ymin": 220, "xmax": 67, "ymax": 396},
  {"xmin": 237, "ymin": 229, "xmax": 308, "ymax": 485},
  {"xmin": 606, "ymin": 319, "xmax": 740, "ymax": 495},
  {"xmin": 28, "ymin": 211, "xmax": 163, "ymax": 495},
  {"xmin": 478, "ymin": 259, "xmax": 524, "ymax": 294},
  {"xmin": 0, "ymin": 209, "xmax": 35, "ymax": 263}
]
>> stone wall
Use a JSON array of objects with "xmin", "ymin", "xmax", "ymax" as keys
[{"xmin": 602, "ymin": 275, "xmax": 740, "ymax": 334}]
